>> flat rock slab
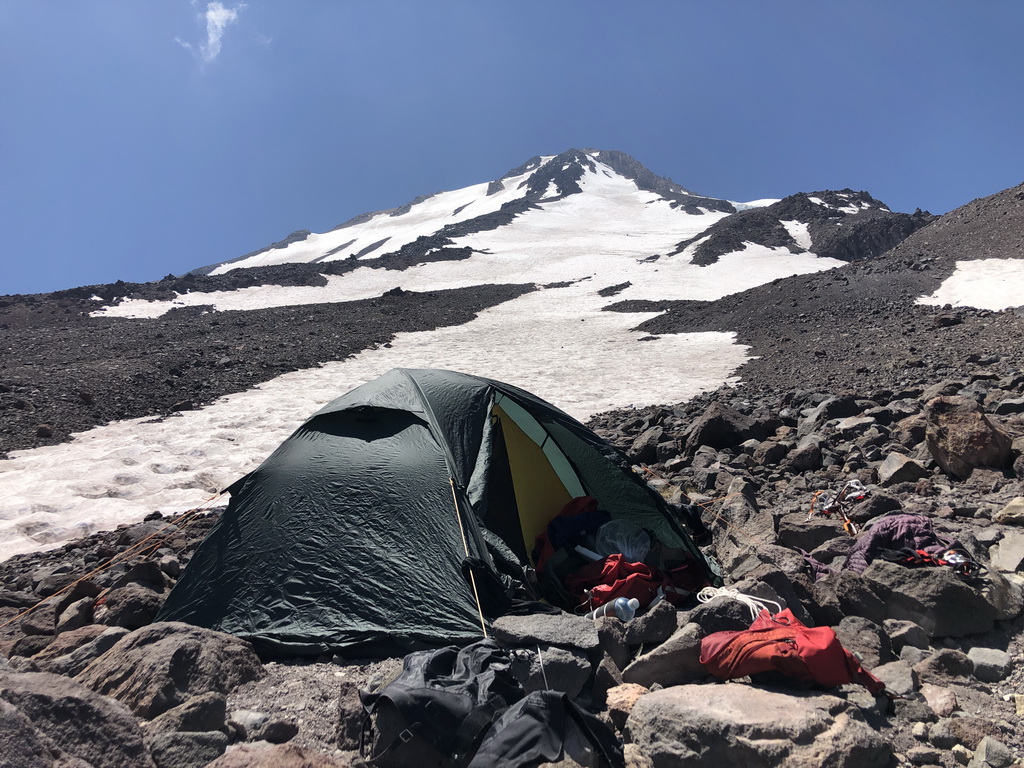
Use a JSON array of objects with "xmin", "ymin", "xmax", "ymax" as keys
[
  {"xmin": 626, "ymin": 683, "xmax": 891, "ymax": 768},
  {"xmin": 207, "ymin": 742, "xmax": 352, "ymax": 767},
  {"xmin": 491, "ymin": 612, "xmax": 599, "ymax": 651},
  {"xmin": 994, "ymin": 498, "xmax": 1024, "ymax": 525},
  {"xmin": 990, "ymin": 530, "xmax": 1024, "ymax": 573}
]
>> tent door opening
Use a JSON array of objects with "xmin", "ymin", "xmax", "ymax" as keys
[{"xmin": 492, "ymin": 395, "xmax": 585, "ymax": 563}]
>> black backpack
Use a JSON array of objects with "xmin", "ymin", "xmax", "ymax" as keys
[
  {"xmin": 360, "ymin": 640, "xmax": 522, "ymax": 768},
  {"xmin": 360, "ymin": 639, "xmax": 623, "ymax": 768}
]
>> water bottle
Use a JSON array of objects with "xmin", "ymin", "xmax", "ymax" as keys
[{"xmin": 586, "ymin": 596, "xmax": 640, "ymax": 622}]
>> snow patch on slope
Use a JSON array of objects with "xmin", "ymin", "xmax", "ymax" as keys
[
  {"xmin": 781, "ymin": 220, "xmax": 812, "ymax": 251},
  {"xmin": 917, "ymin": 258, "xmax": 1024, "ymax": 311},
  {"xmin": 209, "ymin": 166, "xmax": 539, "ymax": 274}
]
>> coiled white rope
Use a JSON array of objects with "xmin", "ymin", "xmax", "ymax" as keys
[{"xmin": 696, "ymin": 586, "xmax": 783, "ymax": 622}]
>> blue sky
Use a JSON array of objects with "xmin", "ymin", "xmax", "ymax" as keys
[{"xmin": 2, "ymin": 2, "xmax": 1022, "ymax": 295}]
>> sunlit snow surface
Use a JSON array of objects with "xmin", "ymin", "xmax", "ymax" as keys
[
  {"xmin": 0, "ymin": 301, "xmax": 746, "ymax": 560},
  {"xmin": 2, "ymin": 160, "xmax": 844, "ymax": 560},
  {"xmin": 917, "ymin": 258, "xmax": 1024, "ymax": 311}
]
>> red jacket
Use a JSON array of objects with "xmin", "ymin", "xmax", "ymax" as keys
[{"xmin": 699, "ymin": 609, "xmax": 886, "ymax": 695}]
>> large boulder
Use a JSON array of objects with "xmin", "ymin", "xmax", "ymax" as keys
[
  {"xmin": 876, "ymin": 453, "xmax": 930, "ymax": 487},
  {"xmin": 982, "ymin": 569, "xmax": 1023, "ymax": 621},
  {"xmin": 786, "ymin": 434, "xmax": 824, "ymax": 471},
  {"xmin": 95, "ymin": 583, "xmax": 165, "ymax": 630},
  {"xmin": 684, "ymin": 595, "xmax": 754, "ymax": 635},
  {"xmin": 833, "ymin": 615, "xmax": 893, "ymax": 669},
  {"xmin": 628, "ymin": 425, "xmax": 665, "ymax": 464},
  {"xmin": 594, "ymin": 617, "xmax": 630, "ymax": 672},
  {"xmin": 777, "ymin": 512, "xmax": 845, "ymax": 552},
  {"xmin": 706, "ymin": 478, "xmax": 775, "ymax": 575},
  {"xmin": 870, "ymin": 660, "xmax": 918, "ymax": 697},
  {"xmin": 626, "ymin": 684, "xmax": 890, "ymax": 767},
  {"xmin": 994, "ymin": 497, "xmax": 1024, "ymax": 525},
  {"xmin": 33, "ymin": 626, "xmax": 130, "ymax": 678},
  {"xmin": 924, "ymin": 396, "xmax": 1013, "ymax": 479},
  {"xmin": 622, "ymin": 622, "xmax": 705, "ymax": 688},
  {"xmin": 510, "ymin": 644, "xmax": 591, "ymax": 699},
  {"xmin": 75, "ymin": 622, "xmax": 264, "ymax": 719},
  {"xmin": 989, "ymin": 530, "xmax": 1024, "ymax": 573},
  {"xmin": 731, "ymin": 566, "xmax": 815, "ymax": 627},
  {"xmin": 683, "ymin": 402, "xmax": 765, "ymax": 455},
  {"xmin": 30, "ymin": 624, "xmax": 109, "ymax": 663},
  {"xmin": 623, "ymin": 597, "xmax": 678, "ymax": 647},
  {"xmin": 862, "ymin": 561, "xmax": 996, "ymax": 638},
  {"xmin": 148, "ymin": 731, "xmax": 230, "ymax": 768},
  {"xmin": 606, "ymin": 683, "xmax": 649, "ymax": 731},
  {"xmin": 0, "ymin": 669, "xmax": 155, "ymax": 767},
  {"xmin": 796, "ymin": 395, "xmax": 864, "ymax": 439},
  {"xmin": 144, "ymin": 692, "xmax": 229, "ymax": 737},
  {"xmin": 810, "ymin": 570, "xmax": 888, "ymax": 627},
  {"xmin": 0, "ymin": 698, "xmax": 61, "ymax": 768}
]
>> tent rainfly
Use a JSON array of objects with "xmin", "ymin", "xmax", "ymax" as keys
[{"xmin": 157, "ymin": 368, "xmax": 717, "ymax": 656}]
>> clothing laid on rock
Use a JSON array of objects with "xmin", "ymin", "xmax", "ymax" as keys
[
  {"xmin": 360, "ymin": 640, "xmax": 521, "ymax": 767},
  {"xmin": 360, "ymin": 639, "xmax": 623, "ymax": 768},
  {"xmin": 798, "ymin": 512, "xmax": 982, "ymax": 582},
  {"xmin": 877, "ymin": 544, "xmax": 982, "ymax": 575},
  {"xmin": 699, "ymin": 608, "xmax": 886, "ymax": 695},
  {"xmin": 844, "ymin": 513, "xmax": 964, "ymax": 574}
]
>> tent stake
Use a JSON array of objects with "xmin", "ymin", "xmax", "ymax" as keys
[{"xmin": 450, "ymin": 478, "xmax": 489, "ymax": 638}]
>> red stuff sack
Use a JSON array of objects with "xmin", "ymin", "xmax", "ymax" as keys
[{"xmin": 699, "ymin": 608, "xmax": 885, "ymax": 695}]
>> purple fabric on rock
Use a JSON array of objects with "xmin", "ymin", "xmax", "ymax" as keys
[{"xmin": 844, "ymin": 514, "xmax": 959, "ymax": 574}]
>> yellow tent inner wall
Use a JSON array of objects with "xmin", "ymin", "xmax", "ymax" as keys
[{"xmin": 493, "ymin": 403, "xmax": 573, "ymax": 561}]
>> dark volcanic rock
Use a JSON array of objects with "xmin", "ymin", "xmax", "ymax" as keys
[
  {"xmin": 75, "ymin": 622, "xmax": 264, "ymax": 719},
  {"xmin": 862, "ymin": 560, "xmax": 997, "ymax": 637},
  {"xmin": 924, "ymin": 395, "xmax": 1014, "ymax": 479},
  {"xmin": 0, "ymin": 669, "xmax": 155, "ymax": 767},
  {"xmin": 670, "ymin": 189, "xmax": 932, "ymax": 266}
]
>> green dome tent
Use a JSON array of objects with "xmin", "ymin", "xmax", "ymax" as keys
[{"xmin": 157, "ymin": 368, "xmax": 717, "ymax": 656}]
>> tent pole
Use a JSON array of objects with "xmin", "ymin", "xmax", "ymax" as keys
[{"xmin": 450, "ymin": 477, "xmax": 489, "ymax": 638}]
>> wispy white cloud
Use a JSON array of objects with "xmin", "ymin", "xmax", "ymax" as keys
[{"xmin": 177, "ymin": 2, "xmax": 247, "ymax": 63}]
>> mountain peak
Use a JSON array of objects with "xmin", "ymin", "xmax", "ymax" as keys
[{"xmin": 495, "ymin": 148, "xmax": 734, "ymax": 215}]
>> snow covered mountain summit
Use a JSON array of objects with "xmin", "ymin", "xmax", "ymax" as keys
[
  {"xmin": 95, "ymin": 149, "xmax": 920, "ymax": 320},
  {"xmin": 198, "ymin": 149, "xmax": 738, "ymax": 275}
]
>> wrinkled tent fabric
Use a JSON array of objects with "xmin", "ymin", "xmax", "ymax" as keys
[{"xmin": 157, "ymin": 368, "xmax": 716, "ymax": 656}]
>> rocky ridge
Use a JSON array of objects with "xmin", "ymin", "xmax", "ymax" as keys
[{"xmin": 671, "ymin": 189, "xmax": 933, "ymax": 266}]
